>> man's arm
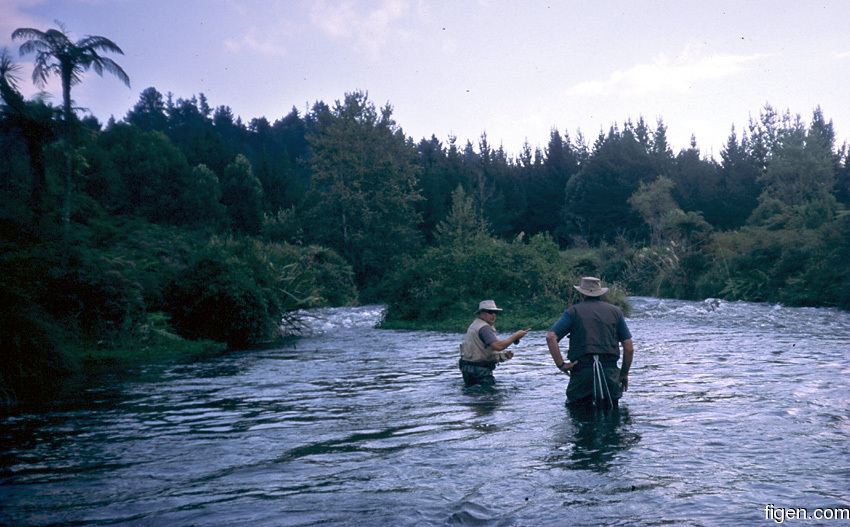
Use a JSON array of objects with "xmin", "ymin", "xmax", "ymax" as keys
[
  {"xmin": 620, "ymin": 338, "xmax": 633, "ymax": 391},
  {"xmin": 488, "ymin": 329, "xmax": 528, "ymax": 352},
  {"xmin": 546, "ymin": 331, "xmax": 576, "ymax": 372}
]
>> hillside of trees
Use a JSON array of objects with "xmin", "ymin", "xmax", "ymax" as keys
[{"xmin": 2, "ymin": 29, "xmax": 849, "ymax": 403}]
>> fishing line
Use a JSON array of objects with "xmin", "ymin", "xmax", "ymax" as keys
[{"xmin": 528, "ymin": 313, "xmax": 561, "ymax": 331}]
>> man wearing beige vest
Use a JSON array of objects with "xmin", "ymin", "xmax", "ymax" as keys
[{"xmin": 458, "ymin": 300, "xmax": 529, "ymax": 386}]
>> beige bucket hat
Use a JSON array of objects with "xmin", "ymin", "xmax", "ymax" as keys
[
  {"xmin": 476, "ymin": 300, "xmax": 503, "ymax": 313},
  {"xmin": 574, "ymin": 277, "xmax": 609, "ymax": 297}
]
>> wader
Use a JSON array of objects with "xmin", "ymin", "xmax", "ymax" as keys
[
  {"xmin": 458, "ymin": 358, "xmax": 498, "ymax": 386},
  {"xmin": 566, "ymin": 354, "xmax": 623, "ymax": 408}
]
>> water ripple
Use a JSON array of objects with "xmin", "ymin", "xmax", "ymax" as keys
[{"xmin": 1, "ymin": 299, "xmax": 849, "ymax": 526}]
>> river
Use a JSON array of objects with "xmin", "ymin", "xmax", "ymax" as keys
[{"xmin": 1, "ymin": 297, "xmax": 848, "ymax": 526}]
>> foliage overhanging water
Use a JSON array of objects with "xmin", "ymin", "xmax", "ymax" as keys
[{"xmin": 1, "ymin": 297, "xmax": 849, "ymax": 526}]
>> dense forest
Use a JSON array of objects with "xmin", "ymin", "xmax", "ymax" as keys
[{"xmin": 2, "ymin": 25, "xmax": 849, "ymax": 403}]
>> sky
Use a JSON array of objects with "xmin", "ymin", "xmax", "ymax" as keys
[{"xmin": 2, "ymin": 0, "xmax": 848, "ymax": 159}]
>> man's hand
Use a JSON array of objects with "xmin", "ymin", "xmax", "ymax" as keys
[
  {"xmin": 620, "ymin": 375, "xmax": 629, "ymax": 391},
  {"xmin": 558, "ymin": 360, "xmax": 577, "ymax": 374},
  {"xmin": 513, "ymin": 328, "xmax": 529, "ymax": 345},
  {"xmin": 505, "ymin": 350, "xmax": 514, "ymax": 360}
]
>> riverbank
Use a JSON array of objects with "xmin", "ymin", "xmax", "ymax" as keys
[{"xmin": 0, "ymin": 331, "xmax": 226, "ymax": 408}]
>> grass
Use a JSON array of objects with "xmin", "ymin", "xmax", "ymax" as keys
[{"xmin": 75, "ymin": 337, "xmax": 226, "ymax": 369}]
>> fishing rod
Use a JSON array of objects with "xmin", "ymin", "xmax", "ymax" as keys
[
  {"xmin": 528, "ymin": 312, "xmax": 562, "ymax": 331},
  {"xmin": 514, "ymin": 312, "xmax": 562, "ymax": 345}
]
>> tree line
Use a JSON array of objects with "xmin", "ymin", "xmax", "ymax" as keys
[
  {"xmin": 2, "ymin": 23, "xmax": 849, "ymax": 402},
  {"xmin": 127, "ymin": 87, "xmax": 849, "ymax": 310}
]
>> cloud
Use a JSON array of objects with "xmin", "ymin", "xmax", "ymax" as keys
[
  {"xmin": 836, "ymin": 51, "xmax": 850, "ymax": 59},
  {"xmin": 570, "ymin": 49, "xmax": 768, "ymax": 97},
  {"xmin": 311, "ymin": 0, "xmax": 412, "ymax": 57},
  {"xmin": 224, "ymin": 29, "xmax": 288, "ymax": 57},
  {"xmin": 0, "ymin": 0, "xmax": 46, "ymax": 47},
  {"xmin": 311, "ymin": 0, "xmax": 357, "ymax": 38}
]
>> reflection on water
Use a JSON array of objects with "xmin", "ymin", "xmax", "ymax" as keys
[
  {"xmin": 1, "ymin": 299, "xmax": 849, "ymax": 526},
  {"xmin": 461, "ymin": 384, "xmax": 506, "ymax": 419},
  {"xmin": 562, "ymin": 405, "xmax": 640, "ymax": 472},
  {"xmin": 544, "ymin": 404, "xmax": 638, "ymax": 477}
]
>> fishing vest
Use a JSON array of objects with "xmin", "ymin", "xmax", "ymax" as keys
[
  {"xmin": 566, "ymin": 299, "xmax": 622, "ymax": 362},
  {"xmin": 459, "ymin": 318, "xmax": 504, "ymax": 363}
]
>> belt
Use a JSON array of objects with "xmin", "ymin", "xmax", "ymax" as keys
[
  {"xmin": 459, "ymin": 358, "xmax": 497, "ymax": 369},
  {"xmin": 572, "ymin": 353, "xmax": 618, "ymax": 370}
]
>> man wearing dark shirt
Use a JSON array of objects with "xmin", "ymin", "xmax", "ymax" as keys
[{"xmin": 545, "ymin": 277, "xmax": 634, "ymax": 407}]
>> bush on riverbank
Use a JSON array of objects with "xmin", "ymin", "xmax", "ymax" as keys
[
  {"xmin": 167, "ymin": 235, "xmax": 357, "ymax": 348},
  {"xmin": 380, "ymin": 230, "xmax": 630, "ymax": 332},
  {"xmin": 0, "ymin": 282, "xmax": 76, "ymax": 405},
  {"xmin": 609, "ymin": 203, "xmax": 850, "ymax": 310},
  {"xmin": 0, "ymin": 216, "xmax": 357, "ymax": 403},
  {"xmin": 701, "ymin": 212, "xmax": 850, "ymax": 308}
]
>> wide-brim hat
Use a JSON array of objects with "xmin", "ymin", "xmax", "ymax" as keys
[
  {"xmin": 574, "ymin": 277, "xmax": 608, "ymax": 297},
  {"xmin": 476, "ymin": 300, "xmax": 503, "ymax": 313}
]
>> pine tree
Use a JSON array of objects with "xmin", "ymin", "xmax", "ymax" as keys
[{"xmin": 307, "ymin": 91, "xmax": 423, "ymax": 290}]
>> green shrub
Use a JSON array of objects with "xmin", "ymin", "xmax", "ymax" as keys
[
  {"xmin": 696, "ymin": 213, "xmax": 850, "ymax": 308},
  {"xmin": 168, "ymin": 237, "xmax": 282, "ymax": 347},
  {"xmin": 295, "ymin": 245, "xmax": 358, "ymax": 306},
  {"xmin": 0, "ymin": 258, "xmax": 77, "ymax": 403},
  {"xmin": 56, "ymin": 255, "xmax": 146, "ymax": 345},
  {"xmin": 380, "ymin": 232, "xmax": 629, "ymax": 331},
  {"xmin": 44, "ymin": 220, "xmax": 199, "ymax": 347},
  {"xmin": 165, "ymin": 236, "xmax": 356, "ymax": 347}
]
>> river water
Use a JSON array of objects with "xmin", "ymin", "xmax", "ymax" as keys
[{"xmin": 1, "ymin": 297, "xmax": 848, "ymax": 526}]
